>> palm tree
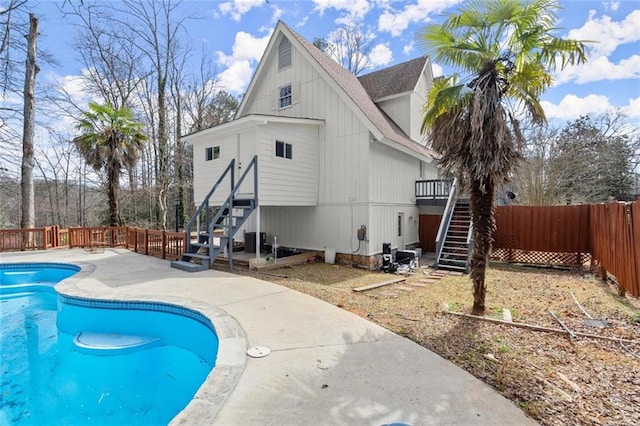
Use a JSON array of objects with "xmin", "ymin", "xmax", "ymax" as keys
[
  {"xmin": 419, "ymin": 0, "xmax": 587, "ymax": 314},
  {"xmin": 73, "ymin": 102, "xmax": 147, "ymax": 226}
]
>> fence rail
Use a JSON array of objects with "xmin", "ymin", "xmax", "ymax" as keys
[{"xmin": 1, "ymin": 226, "xmax": 187, "ymax": 262}]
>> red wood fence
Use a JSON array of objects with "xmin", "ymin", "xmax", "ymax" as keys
[
  {"xmin": 0, "ymin": 226, "xmax": 187, "ymax": 262},
  {"xmin": 492, "ymin": 201, "xmax": 639, "ymax": 297},
  {"xmin": 492, "ymin": 205, "xmax": 591, "ymax": 266},
  {"xmin": 589, "ymin": 202, "xmax": 639, "ymax": 297}
]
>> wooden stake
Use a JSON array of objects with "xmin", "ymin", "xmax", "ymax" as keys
[
  {"xmin": 548, "ymin": 309, "xmax": 577, "ymax": 339},
  {"xmin": 444, "ymin": 310, "xmax": 640, "ymax": 345},
  {"xmin": 353, "ymin": 277, "xmax": 405, "ymax": 292}
]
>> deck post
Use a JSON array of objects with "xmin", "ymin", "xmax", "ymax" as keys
[{"xmin": 256, "ymin": 203, "xmax": 260, "ymax": 268}]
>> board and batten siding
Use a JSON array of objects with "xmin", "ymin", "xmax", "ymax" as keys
[
  {"xmin": 377, "ymin": 96, "xmax": 411, "ymax": 141},
  {"xmin": 366, "ymin": 139, "xmax": 427, "ymax": 252},
  {"xmin": 248, "ymin": 203, "xmax": 371, "ymax": 255},
  {"xmin": 191, "ymin": 123, "xmax": 320, "ymax": 207},
  {"xmin": 412, "ymin": 66, "xmax": 432, "ymax": 142},
  {"xmin": 240, "ymin": 33, "xmax": 371, "ymax": 206},
  {"xmin": 256, "ymin": 123, "xmax": 319, "ymax": 205},
  {"xmin": 191, "ymin": 132, "xmax": 237, "ymax": 206}
]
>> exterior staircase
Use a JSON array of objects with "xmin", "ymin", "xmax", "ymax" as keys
[
  {"xmin": 434, "ymin": 177, "xmax": 472, "ymax": 273},
  {"xmin": 171, "ymin": 156, "xmax": 258, "ymax": 273},
  {"xmin": 437, "ymin": 198, "xmax": 472, "ymax": 272}
]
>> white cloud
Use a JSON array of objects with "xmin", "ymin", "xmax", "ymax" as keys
[
  {"xmin": 603, "ymin": 1, "xmax": 620, "ymax": 12},
  {"xmin": 218, "ymin": 0, "xmax": 265, "ymax": 22},
  {"xmin": 431, "ymin": 62, "xmax": 444, "ymax": 77},
  {"xmin": 378, "ymin": 0, "xmax": 463, "ymax": 37},
  {"xmin": 624, "ymin": 96, "xmax": 640, "ymax": 118},
  {"xmin": 216, "ymin": 31, "xmax": 271, "ymax": 66},
  {"xmin": 568, "ymin": 9, "xmax": 640, "ymax": 57},
  {"xmin": 541, "ymin": 94, "xmax": 616, "ymax": 120},
  {"xmin": 554, "ymin": 54, "xmax": 640, "ymax": 85},
  {"xmin": 368, "ymin": 43, "xmax": 392, "ymax": 67},
  {"xmin": 216, "ymin": 31, "xmax": 271, "ymax": 93},
  {"xmin": 59, "ymin": 73, "xmax": 89, "ymax": 104},
  {"xmin": 403, "ymin": 41, "xmax": 414, "ymax": 56},
  {"xmin": 313, "ymin": 0, "xmax": 371, "ymax": 19},
  {"xmin": 218, "ymin": 61, "xmax": 254, "ymax": 93}
]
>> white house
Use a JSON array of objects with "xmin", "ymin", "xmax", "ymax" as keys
[{"xmin": 174, "ymin": 21, "xmax": 455, "ymax": 272}]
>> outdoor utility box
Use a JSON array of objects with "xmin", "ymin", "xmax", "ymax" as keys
[
  {"xmin": 245, "ymin": 232, "xmax": 266, "ymax": 253},
  {"xmin": 396, "ymin": 250, "xmax": 419, "ymax": 265}
]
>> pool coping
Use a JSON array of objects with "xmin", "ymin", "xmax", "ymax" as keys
[{"xmin": 52, "ymin": 261, "xmax": 247, "ymax": 424}]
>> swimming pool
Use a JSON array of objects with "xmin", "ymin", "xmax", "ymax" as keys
[{"xmin": 0, "ymin": 262, "xmax": 219, "ymax": 424}]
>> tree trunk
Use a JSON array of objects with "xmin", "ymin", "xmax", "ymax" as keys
[
  {"xmin": 157, "ymin": 75, "xmax": 168, "ymax": 230},
  {"xmin": 469, "ymin": 178, "xmax": 496, "ymax": 315},
  {"xmin": 20, "ymin": 13, "xmax": 39, "ymax": 230},
  {"xmin": 107, "ymin": 155, "xmax": 120, "ymax": 226}
]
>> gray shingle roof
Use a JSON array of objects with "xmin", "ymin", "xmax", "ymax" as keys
[
  {"xmin": 281, "ymin": 22, "xmax": 435, "ymax": 160},
  {"xmin": 358, "ymin": 57, "xmax": 428, "ymax": 101}
]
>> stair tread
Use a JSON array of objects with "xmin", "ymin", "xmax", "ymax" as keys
[{"xmin": 183, "ymin": 252, "xmax": 211, "ymax": 260}]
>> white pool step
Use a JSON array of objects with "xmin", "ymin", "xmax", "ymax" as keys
[{"xmin": 74, "ymin": 331, "xmax": 160, "ymax": 355}]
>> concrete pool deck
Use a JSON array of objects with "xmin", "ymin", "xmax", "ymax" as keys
[{"xmin": 1, "ymin": 248, "xmax": 537, "ymax": 425}]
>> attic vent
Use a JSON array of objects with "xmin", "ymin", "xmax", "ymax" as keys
[{"xmin": 278, "ymin": 37, "xmax": 291, "ymax": 70}]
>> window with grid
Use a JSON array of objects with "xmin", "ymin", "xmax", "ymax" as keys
[{"xmin": 279, "ymin": 84, "xmax": 292, "ymax": 109}]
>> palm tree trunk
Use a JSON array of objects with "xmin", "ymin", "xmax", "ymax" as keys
[
  {"xmin": 469, "ymin": 178, "xmax": 496, "ymax": 315},
  {"xmin": 108, "ymin": 163, "xmax": 120, "ymax": 226}
]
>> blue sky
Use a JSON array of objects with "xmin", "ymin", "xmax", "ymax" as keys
[{"xmin": 29, "ymin": 0, "xmax": 640, "ymax": 123}]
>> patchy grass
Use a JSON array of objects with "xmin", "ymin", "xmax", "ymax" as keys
[{"xmin": 229, "ymin": 261, "xmax": 640, "ymax": 425}]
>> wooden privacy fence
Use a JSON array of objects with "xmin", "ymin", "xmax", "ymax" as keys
[
  {"xmin": 492, "ymin": 205, "xmax": 591, "ymax": 266},
  {"xmin": 492, "ymin": 200, "xmax": 639, "ymax": 298},
  {"xmin": 589, "ymin": 202, "xmax": 640, "ymax": 297},
  {"xmin": 0, "ymin": 226, "xmax": 187, "ymax": 262}
]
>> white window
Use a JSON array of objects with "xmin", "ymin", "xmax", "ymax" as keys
[
  {"xmin": 275, "ymin": 140, "xmax": 292, "ymax": 159},
  {"xmin": 205, "ymin": 146, "xmax": 220, "ymax": 161},
  {"xmin": 279, "ymin": 84, "xmax": 292, "ymax": 109},
  {"xmin": 278, "ymin": 37, "xmax": 291, "ymax": 70}
]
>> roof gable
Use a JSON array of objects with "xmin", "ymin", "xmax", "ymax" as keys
[
  {"xmin": 358, "ymin": 57, "xmax": 428, "ymax": 101},
  {"xmin": 236, "ymin": 21, "xmax": 435, "ymax": 161}
]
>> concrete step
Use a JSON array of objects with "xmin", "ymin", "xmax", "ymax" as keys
[{"xmin": 170, "ymin": 260, "xmax": 209, "ymax": 272}]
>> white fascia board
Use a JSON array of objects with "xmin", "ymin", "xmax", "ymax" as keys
[{"xmin": 183, "ymin": 115, "xmax": 324, "ymax": 145}]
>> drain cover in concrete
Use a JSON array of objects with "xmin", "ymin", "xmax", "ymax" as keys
[{"xmin": 247, "ymin": 346, "xmax": 271, "ymax": 358}]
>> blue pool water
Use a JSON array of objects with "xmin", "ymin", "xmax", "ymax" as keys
[{"xmin": 0, "ymin": 263, "xmax": 218, "ymax": 425}]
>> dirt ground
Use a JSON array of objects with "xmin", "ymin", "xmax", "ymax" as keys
[{"xmin": 225, "ymin": 259, "xmax": 640, "ymax": 425}]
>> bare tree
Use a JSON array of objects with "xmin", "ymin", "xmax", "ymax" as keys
[
  {"xmin": 20, "ymin": 13, "xmax": 38, "ymax": 230},
  {"xmin": 313, "ymin": 25, "xmax": 374, "ymax": 75},
  {"xmin": 514, "ymin": 123, "xmax": 562, "ymax": 205}
]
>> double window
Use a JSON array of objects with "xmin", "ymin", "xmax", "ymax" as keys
[
  {"xmin": 205, "ymin": 146, "xmax": 220, "ymax": 161},
  {"xmin": 275, "ymin": 140, "xmax": 292, "ymax": 159}
]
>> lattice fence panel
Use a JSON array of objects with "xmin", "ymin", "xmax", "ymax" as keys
[{"xmin": 491, "ymin": 248, "xmax": 591, "ymax": 267}]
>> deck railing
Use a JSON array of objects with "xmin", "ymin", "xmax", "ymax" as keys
[
  {"xmin": 415, "ymin": 179, "xmax": 453, "ymax": 201},
  {"xmin": 0, "ymin": 226, "xmax": 186, "ymax": 261}
]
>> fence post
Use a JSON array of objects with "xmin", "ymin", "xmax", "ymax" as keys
[
  {"xmin": 162, "ymin": 230, "xmax": 167, "ymax": 259},
  {"xmin": 145, "ymin": 229, "xmax": 149, "ymax": 255}
]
